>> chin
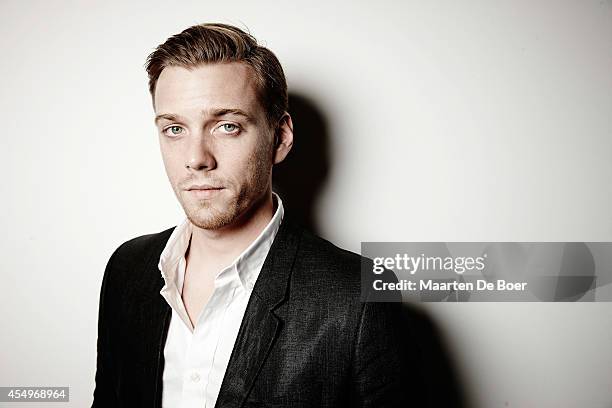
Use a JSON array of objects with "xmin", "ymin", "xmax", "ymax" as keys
[{"xmin": 186, "ymin": 206, "xmax": 237, "ymax": 230}]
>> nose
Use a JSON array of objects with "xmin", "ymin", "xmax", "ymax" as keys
[{"xmin": 185, "ymin": 133, "xmax": 216, "ymax": 171}]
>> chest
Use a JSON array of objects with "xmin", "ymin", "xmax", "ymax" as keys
[{"xmin": 181, "ymin": 261, "xmax": 217, "ymax": 326}]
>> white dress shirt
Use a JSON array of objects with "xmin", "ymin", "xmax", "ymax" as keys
[{"xmin": 158, "ymin": 194, "xmax": 284, "ymax": 408}]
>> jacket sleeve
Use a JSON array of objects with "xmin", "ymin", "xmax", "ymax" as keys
[
  {"xmin": 92, "ymin": 249, "xmax": 120, "ymax": 407},
  {"xmin": 349, "ymin": 299, "xmax": 430, "ymax": 408}
]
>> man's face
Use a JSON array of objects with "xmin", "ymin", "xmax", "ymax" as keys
[{"xmin": 154, "ymin": 62, "xmax": 275, "ymax": 230}]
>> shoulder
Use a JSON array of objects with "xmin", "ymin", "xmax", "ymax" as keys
[
  {"xmin": 296, "ymin": 227, "xmax": 363, "ymax": 272},
  {"xmin": 110, "ymin": 226, "xmax": 175, "ymax": 265},
  {"xmin": 102, "ymin": 226, "xmax": 175, "ymax": 288},
  {"xmin": 285, "ymin": 220, "xmax": 398, "ymax": 301},
  {"xmin": 286, "ymin": 221, "xmax": 365, "ymax": 296}
]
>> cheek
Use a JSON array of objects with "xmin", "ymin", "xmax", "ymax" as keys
[
  {"xmin": 217, "ymin": 143, "xmax": 252, "ymax": 176},
  {"xmin": 245, "ymin": 138, "xmax": 273, "ymax": 184},
  {"xmin": 160, "ymin": 146, "xmax": 184, "ymax": 184}
]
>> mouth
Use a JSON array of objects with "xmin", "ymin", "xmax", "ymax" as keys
[{"xmin": 185, "ymin": 185, "xmax": 224, "ymax": 199}]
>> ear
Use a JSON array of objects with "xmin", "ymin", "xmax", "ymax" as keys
[{"xmin": 273, "ymin": 112, "xmax": 294, "ymax": 165}]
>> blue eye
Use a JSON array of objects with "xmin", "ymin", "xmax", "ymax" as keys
[
  {"xmin": 219, "ymin": 123, "xmax": 240, "ymax": 134},
  {"xmin": 164, "ymin": 125, "xmax": 184, "ymax": 137}
]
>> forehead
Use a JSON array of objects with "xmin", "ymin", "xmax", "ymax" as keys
[{"xmin": 153, "ymin": 62, "xmax": 263, "ymax": 117}]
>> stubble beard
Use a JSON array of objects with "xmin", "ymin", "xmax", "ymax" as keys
[{"xmin": 177, "ymin": 135, "xmax": 274, "ymax": 231}]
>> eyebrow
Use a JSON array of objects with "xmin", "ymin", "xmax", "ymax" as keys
[{"xmin": 154, "ymin": 108, "xmax": 254, "ymax": 126}]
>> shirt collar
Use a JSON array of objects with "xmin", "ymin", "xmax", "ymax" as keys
[{"xmin": 158, "ymin": 193, "xmax": 284, "ymax": 291}]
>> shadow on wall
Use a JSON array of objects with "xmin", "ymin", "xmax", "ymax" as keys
[
  {"xmin": 273, "ymin": 93, "xmax": 330, "ymax": 236},
  {"xmin": 401, "ymin": 303, "xmax": 471, "ymax": 408},
  {"xmin": 274, "ymin": 93, "xmax": 469, "ymax": 408}
]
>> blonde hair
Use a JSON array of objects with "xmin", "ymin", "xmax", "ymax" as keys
[{"xmin": 145, "ymin": 23, "xmax": 288, "ymax": 126}]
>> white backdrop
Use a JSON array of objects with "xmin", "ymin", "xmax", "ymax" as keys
[{"xmin": 1, "ymin": 1, "xmax": 611, "ymax": 407}]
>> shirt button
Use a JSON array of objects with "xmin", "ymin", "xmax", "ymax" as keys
[{"xmin": 190, "ymin": 372, "xmax": 200, "ymax": 382}]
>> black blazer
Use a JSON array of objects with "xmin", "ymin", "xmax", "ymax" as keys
[{"xmin": 92, "ymin": 218, "xmax": 426, "ymax": 407}]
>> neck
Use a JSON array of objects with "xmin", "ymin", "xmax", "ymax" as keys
[{"xmin": 188, "ymin": 190, "xmax": 276, "ymax": 267}]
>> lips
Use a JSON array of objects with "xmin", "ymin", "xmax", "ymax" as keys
[
  {"xmin": 186, "ymin": 184, "xmax": 223, "ymax": 191},
  {"xmin": 185, "ymin": 184, "xmax": 224, "ymax": 199}
]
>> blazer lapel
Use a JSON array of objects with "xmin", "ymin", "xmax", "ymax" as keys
[{"xmin": 215, "ymin": 219, "xmax": 302, "ymax": 408}]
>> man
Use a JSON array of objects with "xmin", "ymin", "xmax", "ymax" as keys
[{"xmin": 92, "ymin": 23, "xmax": 424, "ymax": 408}]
